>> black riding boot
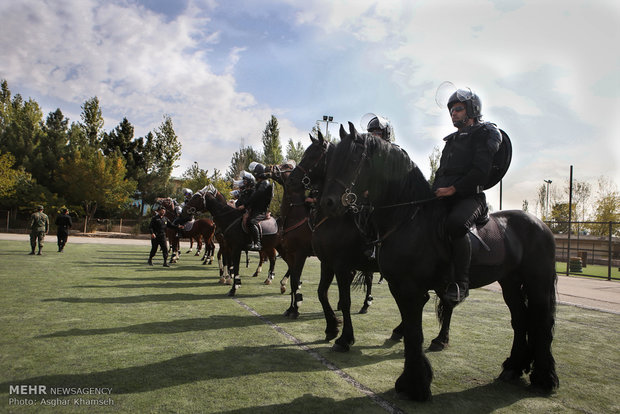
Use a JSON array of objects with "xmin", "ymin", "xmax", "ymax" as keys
[{"xmin": 445, "ymin": 235, "xmax": 471, "ymax": 305}]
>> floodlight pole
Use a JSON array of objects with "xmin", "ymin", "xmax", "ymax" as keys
[
  {"xmin": 544, "ymin": 179, "xmax": 552, "ymax": 219},
  {"xmin": 318, "ymin": 115, "xmax": 335, "ymax": 139}
]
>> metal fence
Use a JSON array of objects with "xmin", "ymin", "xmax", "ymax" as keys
[
  {"xmin": 546, "ymin": 220, "xmax": 619, "ymax": 281},
  {"xmin": 0, "ymin": 211, "xmax": 145, "ymax": 235}
]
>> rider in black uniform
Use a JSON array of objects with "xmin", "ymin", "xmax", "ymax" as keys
[
  {"xmin": 242, "ymin": 162, "xmax": 273, "ymax": 251},
  {"xmin": 433, "ymin": 88, "xmax": 502, "ymax": 305},
  {"xmin": 148, "ymin": 206, "xmax": 179, "ymax": 267}
]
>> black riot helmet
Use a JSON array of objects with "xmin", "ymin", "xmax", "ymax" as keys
[
  {"xmin": 249, "ymin": 161, "xmax": 267, "ymax": 179},
  {"xmin": 447, "ymin": 88, "xmax": 482, "ymax": 120}
]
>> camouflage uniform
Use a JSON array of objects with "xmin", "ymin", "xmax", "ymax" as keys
[{"xmin": 29, "ymin": 207, "xmax": 49, "ymax": 255}]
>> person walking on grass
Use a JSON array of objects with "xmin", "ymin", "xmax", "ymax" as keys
[
  {"xmin": 29, "ymin": 205, "xmax": 49, "ymax": 255},
  {"xmin": 55, "ymin": 208, "xmax": 72, "ymax": 252},
  {"xmin": 148, "ymin": 206, "xmax": 179, "ymax": 267}
]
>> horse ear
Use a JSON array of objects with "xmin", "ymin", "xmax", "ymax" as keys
[
  {"xmin": 317, "ymin": 130, "xmax": 325, "ymax": 143},
  {"xmin": 309, "ymin": 133, "xmax": 317, "ymax": 144},
  {"xmin": 348, "ymin": 121, "xmax": 358, "ymax": 136},
  {"xmin": 339, "ymin": 123, "xmax": 348, "ymax": 140}
]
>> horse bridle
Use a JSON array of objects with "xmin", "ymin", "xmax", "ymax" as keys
[
  {"xmin": 330, "ymin": 138, "xmax": 369, "ymax": 214},
  {"xmin": 295, "ymin": 142, "xmax": 330, "ymax": 191}
]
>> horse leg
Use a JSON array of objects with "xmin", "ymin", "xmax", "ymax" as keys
[
  {"xmin": 263, "ymin": 249, "xmax": 277, "ymax": 285},
  {"xmin": 253, "ymin": 251, "xmax": 263, "ymax": 278},
  {"xmin": 498, "ymin": 279, "xmax": 531, "ymax": 383},
  {"xmin": 359, "ymin": 272, "xmax": 373, "ymax": 314},
  {"xmin": 227, "ymin": 249, "xmax": 242, "ymax": 297},
  {"xmin": 280, "ymin": 271, "xmax": 289, "ymax": 294},
  {"xmin": 390, "ymin": 284, "xmax": 433, "ymax": 401},
  {"xmin": 333, "ymin": 269, "xmax": 355, "ymax": 352},
  {"xmin": 283, "ymin": 253, "xmax": 306, "ymax": 319},
  {"xmin": 428, "ymin": 297, "xmax": 452, "ymax": 352},
  {"xmin": 524, "ymin": 270, "xmax": 559, "ymax": 393},
  {"xmin": 195, "ymin": 235, "xmax": 202, "ymax": 256},
  {"xmin": 186, "ymin": 236, "xmax": 193, "ymax": 254},
  {"xmin": 317, "ymin": 261, "xmax": 339, "ymax": 341}
]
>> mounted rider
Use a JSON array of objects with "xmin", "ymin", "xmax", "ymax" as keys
[
  {"xmin": 173, "ymin": 188, "xmax": 194, "ymax": 232},
  {"xmin": 232, "ymin": 170, "xmax": 256, "ymax": 208},
  {"xmin": 239, "ymin": 162, "xmax": 273, "ymax": 251},
  {"xmin": 363, "ymin": 113, "xmax": 394, "ymax": 142},
  {"xmin": 433, "ymin": 88, "xmax": 504, "ymax": 305}
]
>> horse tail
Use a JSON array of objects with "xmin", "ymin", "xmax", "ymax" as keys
[
  {"xmin": 352, "ymin": 270, "xmax": 372, "ymax": 293},
  {"xmin": 435, "ymin": 296, "xmax": 445, "ymax": 325}
]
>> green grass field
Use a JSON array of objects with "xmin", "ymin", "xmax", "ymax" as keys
[
  {"xmin": 1, "ymin": 240, "xmax": 619, "ymax": 413},
  {"xmin": 556, "ymin": 262, "xmax": 620, "ymax": 280}
]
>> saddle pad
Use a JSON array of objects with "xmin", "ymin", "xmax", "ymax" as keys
[
  {"xmin": 259, "ymin": 217, "xmax": 278, "ymax": 235},
  {"xmin": 183, "ymin": 220, "xmax": 195, "ymax": 232},
  {"xmin": 470, "ymin": 215, "xmax": 505, "ymax": 266}
]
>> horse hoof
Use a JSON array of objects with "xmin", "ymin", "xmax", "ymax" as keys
[
  {"xmin": 359, "ymin": 306, "xmax": 369, "ymax": 314},
  {"xmin": 390, "ymin": 332, "xmax": 403, "ymax": 342},
  {"xmin": 225, "ymin": 279, "xmax": 232, "ymax": 285},
  {"xmin": 280, "ymin": 286, "xmax": 286, "ymax": 294},
  {"xmin": 263, "ymin": 278, "xmax": 272, "ymax": 285},
  {"xmin": 427, "ymin": 340, "xmax": 447, "ymax": 352},
  {"xmin": 324, "ymin": 331, "xmax": 339, "ymax": 342},
  {"xmin": 498, "ymin": 368, "xmax": 522, "ymax": 383},
  {"xmin": 331, "ymin": 342, "xmax": 350, "ymax": 353},
  {"xmin": 252, "ymin": 272, "xmax": 258, "ymax": 278}
]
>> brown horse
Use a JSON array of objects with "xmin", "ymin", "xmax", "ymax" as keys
[{"xmin": 156, "ymin": 198, "xmax": 216, "ymax": 264}]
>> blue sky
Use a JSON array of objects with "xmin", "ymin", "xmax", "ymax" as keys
[{"xmin": 1, "ymin": 0, "xmax": 618, "ymax": 213}]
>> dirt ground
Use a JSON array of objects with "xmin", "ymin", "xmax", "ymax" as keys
[{"xmin": 2, "ymin": 232, "xmax": 618, "ymax": 314}]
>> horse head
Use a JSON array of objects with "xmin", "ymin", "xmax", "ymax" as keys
[
  {"xmin": 181, "ymin": 192, "xmax": 205, "ymax": 219},
  {"xmin": 285, "ymin": 130, "xmax": 332, "ymax": 193},
  {"xmin": 266, "ymin": 160, "xmax": 297, "ymax": 186},
  {"xmin": 320, "ymin": 122, "xmax": 370, "ymax": 216},
  {"xmin": 320, "ymin": 122, "xmax": 433, "ymax": 217}
]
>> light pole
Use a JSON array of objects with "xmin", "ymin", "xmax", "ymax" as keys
[
  {"xmin": 544, "ymin": 179, "xmax": 552, "ymax": 219},
  {"xmin": 317, "ymin": 115, "xmax": 334, "ymax": 138}
]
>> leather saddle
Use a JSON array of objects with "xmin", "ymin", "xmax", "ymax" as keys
[{"xmin": 468, "ymin": 215, "xmax": 506, "ymax": 266}]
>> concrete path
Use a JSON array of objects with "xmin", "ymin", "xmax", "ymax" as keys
[{"xmin": 2, "ymin": 232, "xmax": 619, "ymax": 314}]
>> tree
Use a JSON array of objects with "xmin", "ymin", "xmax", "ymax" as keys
[
  {"xmin": 101, "ymin": 117, "xmax": 146, "ymax": 181},
  {"xmin": 261, "ymin": 115, "xmax": 283, "ymax": 166},
  {"xmin": 588, "ymin": 176, "xmax": 620, "ymax": 236},
  {"xmin": 0, "ymin": 91, "xmax": 43, "ymax": 170},
  {"xmin": 428, "ymin": 146, "xmax": 441, "ymax": 186},
  {"xmin": 58, "ymin": 150, "xmax": 136, "ymax": 231},
  {"xmin": 226, "ymin": 145, "xmax": 260, "ymax": 181},
  {"xmin": 80, "ymin": 97, "xmax": 104, "ymax": 148},
  {"xmin": 522, "ymin": 200, "xmax": 529, "ymax": 212},
  {"xmin": 153, "ymin": 115, "xmax": 182, "ymax": 179},
  {"xmin": 30, "ymin": 109, "xmax": 70, "ymax": 191},
  {"xmin": 564, "ymin": 179, "xmax": 591, "ymax": 222},
  {"xmin": 548, "ymin": 202, "xmax": 576, "ymax": 234},
  {"xmin": 0, "ymin": 152, "xmax": 19, "ymax": 198},
  {"xmin": 285, "ymin": 139, "xmax": 305, "ymax": 164}
]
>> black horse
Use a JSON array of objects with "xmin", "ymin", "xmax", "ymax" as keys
[
  {"xmin": 280, "ymin": 132, "xmax": 377, "ymax": 350},
  {"xmin": 182, "ymin": 187, "xmax": 279, "ymax": 296},
  {"xmin": 320, "ymin": 123, "xmax": 559, "ymax": 400}
]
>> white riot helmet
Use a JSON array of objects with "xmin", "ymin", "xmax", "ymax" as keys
[
  {"xmin": 361, "ymin": 113, "xmax": 393, "ymax": 142},
  {"xmin": 183, "ymin": 188, "xmax": 193, "ymax": 198}
]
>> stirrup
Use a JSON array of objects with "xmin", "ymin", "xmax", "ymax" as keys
[{"xmin": 444, "ymin": 282, "xmax": 469, "ymax": 304}]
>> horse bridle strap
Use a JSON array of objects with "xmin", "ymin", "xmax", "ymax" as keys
[
  {"xmin": 376, "ymin": 196, "xmax": 438, "ymax": 209},
  {"xmin": 282, "ymin": 217, "xmax": 309, "ymax": 235}
]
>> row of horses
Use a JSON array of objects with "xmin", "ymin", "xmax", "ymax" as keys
[{"xmin": 176, "ymin": 123, "xmax": 558, "ymax": 401}]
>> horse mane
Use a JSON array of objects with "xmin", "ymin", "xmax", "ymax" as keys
[{"xmin": 361, "ymin": 132, "xmax": 434, "ymax": 205}]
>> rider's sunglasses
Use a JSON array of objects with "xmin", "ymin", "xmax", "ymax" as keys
[{"xmin": 450, "ymin": 105, "xmax": 466, "ymax": 114}]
